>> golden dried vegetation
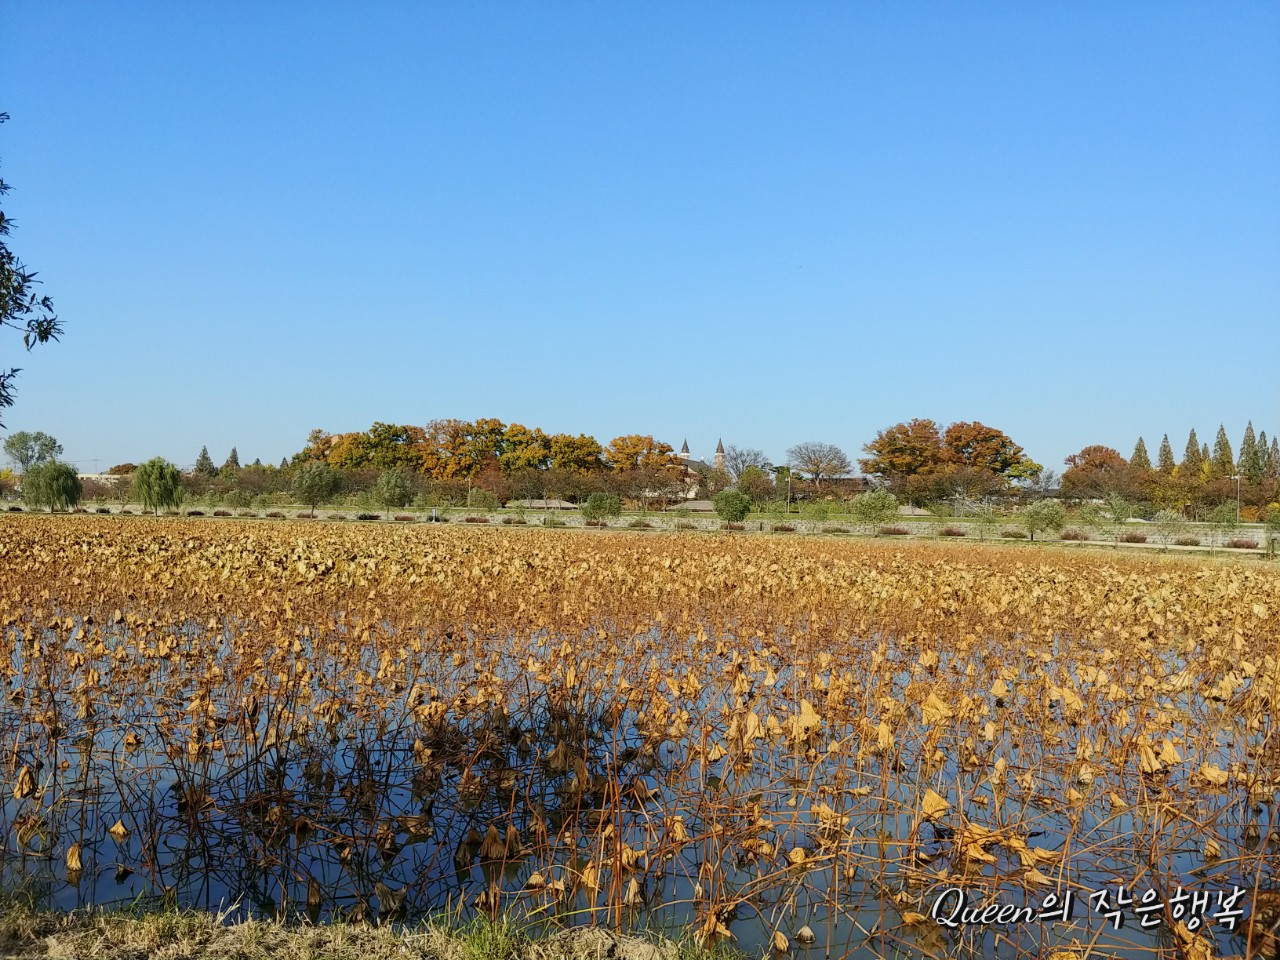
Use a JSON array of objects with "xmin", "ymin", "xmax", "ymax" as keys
[{"xmin": 1, "ymin": 517, "xmax": 1277, "ymax": 958}]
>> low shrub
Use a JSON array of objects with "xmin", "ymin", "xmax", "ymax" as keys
[
  {"xmin": 464, "ymin": 516, "xmax": 490, "ymax": 524},
  {"xmin": 821, "ymin": 525, "xmax": 850, "ymax": 534},
  {"xmin": 1119, "ymin": 532, "xmax": 1148, "ymax": 543},
  {"xmin": 96, "ymin": 507, "xmax": 111, "ymax": 514},
  {"xmin": 773, "ymin": 524, "xmax": 796, "ymax": 533},
  {"xmin": 73, "ymin": 507, "xmax": 89, "ymax": 514},
  {"xmin": 502, "ymin": 516, "xmax": 528, "ymax": 525},
  {"xmin": 6, "ymin": 505, "xmax": 22, "ymax": 512},
  {"xmin": 265, "ymin": 511, "xmax": 286, "ymax": 519},
  {"xmin": 627, "ymin": 519, "xmax": 653, "ymax": 529},
  {"xmin": 1174, "ymin": 536, "xmax": 1201, "ymax": 547},
  {"xmin": 584, "ymin": 519, "xmax": 608, "ymax": 527},
  {"xmin": 356, "ymin": 513, "xmax": 381, "ymax": 521},
  {"xmin": 394, "ymin": 514, "xmax": 415, "ymax": 522},
  {"xmin": 1060, "ymin": 529, "xmax": 1090, "ymax": 541},
  {"xmin": 186, "ymin": 510, "xmax": 204, "ymax": 517},
  {"xmin": 675, "ymin": 520, "xmax": 696, "ymax": 530},
  {"xmin": 238, "ymin": 511, "xmax": 257, "ymax": 518},
  {"xmin": 721, "ymin": 522, "xmax": 745, "ymax": 531},
  {"xmin": 940, "ymin": 526, "xmax": 967, "ymax": 537},
  {"xmin": 879, "ymin": 526, "xmax": 909, "ymax": 536},
  {"xmin": 544, "ymin": 515, "xmax": 565, "ymax": 527},
  {"xmin": 328, "ymin": 514, "xmax": 346, "ymax": 521},
  {"xmin": 296, "ymin": 512, "xmax": 318, "ymax": 519},
  {"xmin": 1001, "ymin": 528, "xmax": 1027, "ymax": 539},
  {"xmin": 213, "ymin": 509, "xmax": 232, "ymax": 517},
  {"xmin": 1225, "ymin": 538, "xmax": 1259, "ymax": 549}
]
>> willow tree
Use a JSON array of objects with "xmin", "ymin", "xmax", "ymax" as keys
[
  {"xmin": 21, "ymin": 461, "xmax": 80, "ymax": 512},
  {"xmin": 134, "ymin": 458, "xmax": 184, "ymax": 514}
]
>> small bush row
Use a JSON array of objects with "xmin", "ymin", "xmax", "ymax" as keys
[
  {"xmin": 1225, "ymin": 538, "xmax": 1259, "ymax": 549},
  {"xmin": 1119, "ymin": 532, "xmax": 1148, "ymax": 543},
  {"xmin": 940, "ymin": 526, "xmax": 967, "ymax": 537},
  {"xmin": 878, "ymin": 526, "xmax": 909, "ymax": 536}
]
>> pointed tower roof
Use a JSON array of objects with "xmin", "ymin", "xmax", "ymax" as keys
[
  {"xmin": 681, "ymin": 439, "xmax": 690, "ymax": 455},
  {"xmin": 715, "ymin": 438, "xmax": 724, "ymax": 453}
]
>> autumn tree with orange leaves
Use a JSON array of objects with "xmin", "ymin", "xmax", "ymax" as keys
[{"xmin": 860, "ymin": 419, "xmax": 1039, "ymax": 504}]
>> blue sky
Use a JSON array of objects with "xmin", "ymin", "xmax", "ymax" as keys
[{"xmin": 3, "ymin": 2, "xmax": 1277, "ymax": 473}]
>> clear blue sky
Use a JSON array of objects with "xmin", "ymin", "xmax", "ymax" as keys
[{"xmin": 3, "ymin": 2, "xmax": 1278, "ymax": 473}]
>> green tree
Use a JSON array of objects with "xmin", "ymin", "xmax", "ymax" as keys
[
  {"xmin": 1021, "ymin": 499, "xmax": 1065, "ymax": 542},
  {"xmin": 1181, "ymin": 429, "xmax": 1202, "ymax": 474},
  {"xmin": 133, "ymin": 458, "xmax": 184, "ymax": 514},
  {"xmin": 372, "ymin": 468, "xmax": 414, "ymax": 511},
  {"xmin": 291, "ymin": 461, "xmax": 337, "ymax": 512},
  {"xmin": 1, "ymin": 115, "xmax": 63, "ymax": 428},
  {"xmin": 1157, "ymin": 435, "xmax": 1176, "ymax": 474},
  {"xmin": 736, "ymin": 465, "xmax": 774, "ymax": 503},
  {"xmin": 801, "ymin": 501, "xmax": 831, "ymax": 522},
  {"xmin": 3, "ymin": 430, "xmax": 61, "ymax": 473},
  {"xmin": 194, "ymin": 445, "xmax": 217, "ymax": 476},
  {"xmin": 1129, "ymin": 438, "xmax": 1151, "ymax": 471},
  {"xmin": 713, "ymin": 489, "xmax": 752, "ymax": 523},
  {"xmin": 21, "ymin": 460, "xmax": 81, "ymax": 512},
  {"xmin": 580, "ymin": 492, "xmax": 622, "ymax": 522},
  {"xmin": 1238, "ymin": 422, "xmax": 1264, "ymax": 484},
  {"xmin": 849, "ymin": 490, "xmax": 899, "ymax": 531},
  {"xmin": 1269, "ymin": 438, "xmax": 1280, "ymax": 480},
  {"xmin": 222, "ymin": 447, "xmax": 241, "ymax": 472},
  {"xmin": 1210, "ymin": 424, "xmax": 1235, "ymax": 479}
]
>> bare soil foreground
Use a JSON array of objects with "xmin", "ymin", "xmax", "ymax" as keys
[{"xmin": 1, "ymin": 517, "xmax": 1278, "ymax": 959}]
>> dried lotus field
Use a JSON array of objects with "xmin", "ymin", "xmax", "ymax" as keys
[{"xmin": 2, "ymin": 517, "xmax": 1279, "ymax": 959}]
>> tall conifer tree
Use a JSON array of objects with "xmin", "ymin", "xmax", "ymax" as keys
[
  {"xmin": 1130, "ymin": 437, "xmax": 1152, "ymax": 471},
  {"xmin": 1181, "ymin": 429, "xmax": 1202, "ymax": 473},
  {"xmin": 194, "ymin": 446, "xmax": 216, "ymax": 476},
  {"xmin": 1239, "ymin": 422, "xmax": 1263, "ymax": 483},
  {"xmin": 1210, "ymin": 425, "xmax": 1234, "ymax": 478}
]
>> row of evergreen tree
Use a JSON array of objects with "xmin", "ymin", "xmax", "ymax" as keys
[
  {"xmin": 190, "ymin": 446, "xmax": 284, "ymax": 476},
  {"xmin": 1130, "ymin": 422, "xmax": 1279, "ymax": 483}
]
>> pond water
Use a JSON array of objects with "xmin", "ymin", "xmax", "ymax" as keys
[{"xmin": 2, "ymin": 617, "xmax": 1276, "ymax": 959}]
